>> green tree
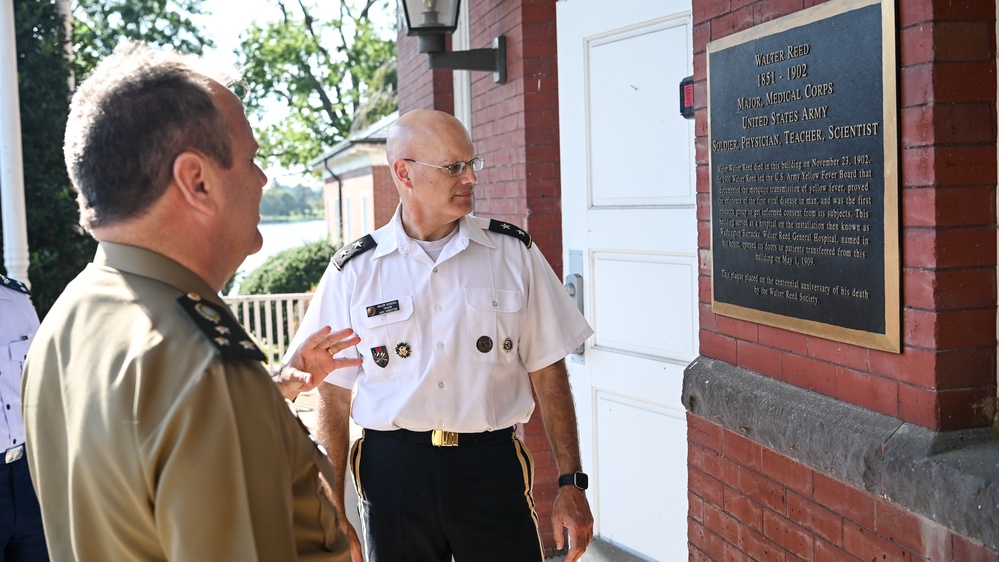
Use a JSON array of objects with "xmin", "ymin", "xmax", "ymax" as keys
[
  {"xmin": 72, "ymin": 0, "xmax": 213, "ymax": 78},
  {"xmin": 238, "ymin": 239, "xmax": 337, "ymax": 295},
  {"xmin": 236, "ymin": 0, "xmax": 396, "ymax": 172},
  {"xmin": 7, "ymin": 0, "xmax": 212, "ymax": 317},
  {"xmin": 9, "ymin": 0, "xmax": 95, "ymax": 317}
]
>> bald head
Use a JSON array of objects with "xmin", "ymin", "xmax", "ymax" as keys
[{"xmin": 386, "ymin": 109, "xmax": 473, "ymax": 164}]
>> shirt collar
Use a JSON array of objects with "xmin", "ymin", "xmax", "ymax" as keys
[
  {"xmin": 374, "ymin": 207, "xmax": 493, "ymax": 261},
  {"xmin": 94, "ymin": 241, "xmax": 222, "ymax": 305}
]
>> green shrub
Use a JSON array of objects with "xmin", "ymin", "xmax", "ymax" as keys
[{"xmin": 238, "ymin": 239, "xmax": 339, "ymax": 295}]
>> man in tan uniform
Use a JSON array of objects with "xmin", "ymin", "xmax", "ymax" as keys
[{"xmin": 21, "ymin": 40, "xmax": 356, "ymax": 561}]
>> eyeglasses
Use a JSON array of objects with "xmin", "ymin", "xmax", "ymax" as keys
[{"xmin": 403, "ymin": 157, "xmax": 485, "ymax": 177}]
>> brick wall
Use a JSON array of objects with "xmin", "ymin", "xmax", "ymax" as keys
[
  {"xmin": 395, "ymin": 1, "xmax": 567, "ymax": 555},
  {"xmin": 689, "ymin": 0, "xmax": 999, "ymax": 560},
  {"xmin": 687, "ymin": 414, "xmax": 998, "ymax": 562},
  {"xmin": 371, "ymin": 165, "xmax": 398, "ymax": 230}
]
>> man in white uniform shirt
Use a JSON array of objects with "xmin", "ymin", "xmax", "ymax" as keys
[
  {"xmin": 0, "ymin": 275, "xmax": 47, "ymax": 560},
  {"xmin": 287, "ymin": 109, "xmax": 594, "ymax": 562}
]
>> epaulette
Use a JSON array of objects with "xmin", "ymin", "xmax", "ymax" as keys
[
  {"xmin": 332, "ymin": 234, "xmax": 377, "ymax": 271},
  {"xmin": 177, "ymin": 292, "xmax": 266, "ymax": 362},
  {"xmin": 488, "ymin": 219, "xmax": 532, "ymax": 248},
  {"xmin": 0, "ymin": 274, "xmax": 30, "ymax": 296}
]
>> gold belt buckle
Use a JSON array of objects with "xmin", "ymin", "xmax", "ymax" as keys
[{"xmin": 431, "ymin": 429, "xmax": 459, "ymax": 447}]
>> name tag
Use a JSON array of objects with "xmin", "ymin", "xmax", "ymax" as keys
[{"xmin": 366, "ymin": 300, "xmax": 400, "ymax": 317}]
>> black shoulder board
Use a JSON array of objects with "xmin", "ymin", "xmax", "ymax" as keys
[
  {"xmin": 0, "ymin": 274, "xmax": 30, "ymax": 296},
  {"xmin": 332, "ymin": 234, "xmax": 377, "ymax": 271},
  {"xmin": 488, "ymin": 219, "xmax": 532, "ymax": 248},
  {"xmin": 177, "ymin": 293, "xmax": 266, "ymax": 362}
]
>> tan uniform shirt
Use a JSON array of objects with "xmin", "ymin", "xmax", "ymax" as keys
[{"xmin": 22, "ymin": 242, "xmax": 348, "ymax": 562}]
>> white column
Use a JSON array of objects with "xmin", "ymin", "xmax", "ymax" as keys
[
  {"xmin": 56, "ymin": 0, "xmax": 74, "ymax": 92},
  {"xmin": 0, "ymin": 0, "xmax": 31, "ymax": 285}
]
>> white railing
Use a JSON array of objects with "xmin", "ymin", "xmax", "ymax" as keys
[{"xmin": 223, "ymin": 292, "xmax": 314, "ymax": 368}]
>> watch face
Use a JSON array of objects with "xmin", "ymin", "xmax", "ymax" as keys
[{"xmin": 575, "ymin": 472, "xmax": 589, "ymax": 490}]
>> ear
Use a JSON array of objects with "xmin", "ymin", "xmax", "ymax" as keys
[
  {"xmin": 172, "ymin": 151, "xmax": 215, "ymax": 216},
  {"xmin": 392, "ymin": 158, "xmax": 415, "ymax": 191}
]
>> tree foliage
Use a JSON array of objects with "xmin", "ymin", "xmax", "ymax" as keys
[
  {"xmin": 238, "ymin": 239, "xmax": 337, "ymax": 295},
  {"xmin": 8, "ymin": 0, "xmax": 211, "ymax": 317},
  {"xmin": 236, "ymin": 0, "xmax": 397, "ymax": 172},
  {"xmin": 71, "ymin": 0, "xmax": 214, "ymax": 78},
  {"xmin": 259, "ymin": 182, "xmax": 323, "ymax": 220},
  {"xmin": 10, "ymin": 0, "xmax": 96, "ymax": 317}
]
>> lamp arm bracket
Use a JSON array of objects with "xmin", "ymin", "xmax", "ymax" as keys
[{"xmin": 427, "ymin": 35, "xmax": 506, "ymax": 84}]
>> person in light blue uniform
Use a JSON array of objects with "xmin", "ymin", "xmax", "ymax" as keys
[{"xmin": 0, "ymin": 274, "xmax": 47, "ymax": 561}]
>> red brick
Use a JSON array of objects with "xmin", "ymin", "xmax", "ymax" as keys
[
  {"xmin": 712, "ymin": 6, "xmax": 756, "ymax": 39},
  {"xmin": 688, "ymin": 545, "xmax": 714, "ymax": 562},
  {"xmin": 936, "ymin": 308, "xmax": 997, "ymax": 350},
  {"xmin": 934, "ymin": 63, "xmax": 997, "ymax": 104},
  {"xmin": 874, "ymin": 497, "xmax": 951, "ymax": 559},
  {"xmin": 687, "ymin": 467, "xmax": 725, "ymax": 510},
  {"xmin": 807, "ymin": 337, "xmax": 869, "ymax": 372},
  {"xmin": 935, "ymin": 348, "xmax": 997, "ymax": 391},
  {"xmin": 716, "ymin": 315, "xmax": 760, "ymax": 342},
  {"xmin": 901, "ymin": 188, "xmax": 936, "ymax": 227},
  {"xmin": 788, "ymin": 492, "xmax": 843, "ymax": 546},
  {"xmin": 704, "ymin": 502, "xmax": 741, "ymax": 546},
  {"xmin": 724, "ymin": 430, "xmax": 763, "ymax": 471},
  {"xmin": 689, "ymin": 490, "xmax": 705, "ymax": 523},
  {"xmin": 902, "ymin": 308, "xmax": 937, "ymax": 349},
  {"xmin": 725, "ymin": 488, "xmax": 763, "ymax": 531},
  {"xmin": 933, "ymin": 186, "xmax": 997, "ymax": 229},
  {"xmin": 739, "ymin": 525, "xmax": 787, "ymax": 562},
  {"xmin": 762, "ymin": 448, "xmax": 813, "ymax": 496},
  {"xmin": 815, "ymin": 536, "xmax": 864, "ymax": 562},
  {"xmin": 689, "ymin": 519, "xmax": 727, "ymax": 561},
  {"xmin": 701, "ymin": 330, "xmax": 738, "ymax": 364},
  {"xmin": 814, "ymin": 473, "xmax": 876, "ymax": 530},
  {"xmin": 737, "ymin": 340, "xmax": 782, "ymax": 378},
  {"xmin": 900, "ymin": 66, "xmax": 934, "ymax": 108},
  {"xmin": 939, "ymin": 388, "xmax": 996, "ymax": 430},
  {"xmin": 689, "ymin": 414, "xmax": 725, "ymax": 452},
  {"xmin": 953, "ymin": 532, "xmax": 999, "ymax": 562},
  {"xmin": 763, "ymin": 509, "xmax": 815, "ymax": 560},
  {"xmin": 899, "ymin": 24, "xmax": 933, "ymax": 67},
  {"xmin": 836, "ymin": 367, "xmax": 899, "ymax": 418},
  {"xmin": 898, "ymin": 383, "xmax": 941, "ymax": 429},
  {"xmin": 843, "ymin": 520, "xmax": 912, "ymax": 562},
  {"xmin": 759, "ymin": 325, "xmax": 809, "ymax": 355},
  {"xmin": 737, "ymin": 465, "xmax": 787, "ymax": 514},
  {"xmin": 782, "ymin": 353, "xmax": 837, "ymax": 397},
  {"xmin": 869, "ymin": 346, "xmax": 937, "ymax": 387}
]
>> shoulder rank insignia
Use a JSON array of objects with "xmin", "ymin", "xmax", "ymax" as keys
[
  {"xmin": 332, "ymin": 234, "xmax": 377, "ymax": 271},
  {"xmin": 488, "ymin": 219, "xmax": 532, "ymax": 248},
  {"xmin": 0, "ymin": 274, "xmax": 30, "ymax": 295},
  {"xmin": 177, "ymin": 292, "xmax": 266, "ymax": 362}
]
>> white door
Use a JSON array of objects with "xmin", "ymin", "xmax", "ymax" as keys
[{"xmin": 557, "ymin": 1, "xmax": 697, "ymax": 560}]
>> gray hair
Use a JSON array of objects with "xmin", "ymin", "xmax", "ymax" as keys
[{"xmin": 64, "ymin": 40, "xmax": 239, "ymax": 230}]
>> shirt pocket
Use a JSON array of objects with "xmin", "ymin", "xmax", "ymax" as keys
[
  {"xmin": 6, "ymin": 338, "xmax": 31, "ymax": 374},
  {"xmin": 465, "ymin": 288, "xmax": 523, "ymax": 364},
  {"xmin": 353, "ymin": 296, "xmax": 420, "ymax": 374}
]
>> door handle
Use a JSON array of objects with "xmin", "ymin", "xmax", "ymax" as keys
[{"xmin": 564, "ymin": 273, "xmax": 585, "ymax": 355}]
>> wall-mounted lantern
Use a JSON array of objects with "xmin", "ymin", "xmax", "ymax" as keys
[{"xmin": 401, "ymin": 0, "xmax": 506, "ymax": 84}]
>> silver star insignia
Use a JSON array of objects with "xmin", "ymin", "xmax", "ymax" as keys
[
  {"xmin": 353, "ymin": 241, "xmax": 364, "ymax": 249},
  {"xmin": 501, "ymin": 224, "xmax": 511, "ymax": 229}
]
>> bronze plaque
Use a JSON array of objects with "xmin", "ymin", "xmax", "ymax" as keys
[{"xmin": 708, "ymin": 0, "xmax": 899, "ymax": 352}]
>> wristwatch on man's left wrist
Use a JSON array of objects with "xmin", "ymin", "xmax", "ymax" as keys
[{"xmin": 558, "ymin": 471, "xmax": 588, "ymax": 490}]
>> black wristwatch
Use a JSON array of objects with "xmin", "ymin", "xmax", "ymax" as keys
[{"xmin": 558, "ymin": 471, "xmax": 588, "ymax": 490}]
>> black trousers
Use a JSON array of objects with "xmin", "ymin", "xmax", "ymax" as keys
[
  {"xmin": 350, "ymin": 429, "xmax": 544, "ymax": 562},
  {"xmin": 0, "ymin": 457, "xmax": 48, "ymax": 562}
]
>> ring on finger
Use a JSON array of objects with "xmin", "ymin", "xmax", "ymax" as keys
[{"xmin": 326, "ymin": 346, "xmax": 336, "ymax": 356}]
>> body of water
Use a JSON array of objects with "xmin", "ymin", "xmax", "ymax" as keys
[{"xmin": 230, "ymin": 219, "xmax": 329, "ymax": 293}]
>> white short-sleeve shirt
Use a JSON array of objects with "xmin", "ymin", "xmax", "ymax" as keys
[
  {"xmin": 287, "ymin": 210, "xmax": 593, "ymax": 432},
  {"xmin": 0, "ymin": 277, "xmax": 39, "ymax": 451}
]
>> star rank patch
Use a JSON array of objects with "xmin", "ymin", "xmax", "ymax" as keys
[
  {"xmin": 487, "ymin": 219, "xmax": 532, "ymax": 248},
  {"xmin": 332, "ymin": 234, "xmax": 377, "ymax": 271},
  {"xmin": 178, "ymin": 293, "xmax": 266, "ymax": 362}
]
